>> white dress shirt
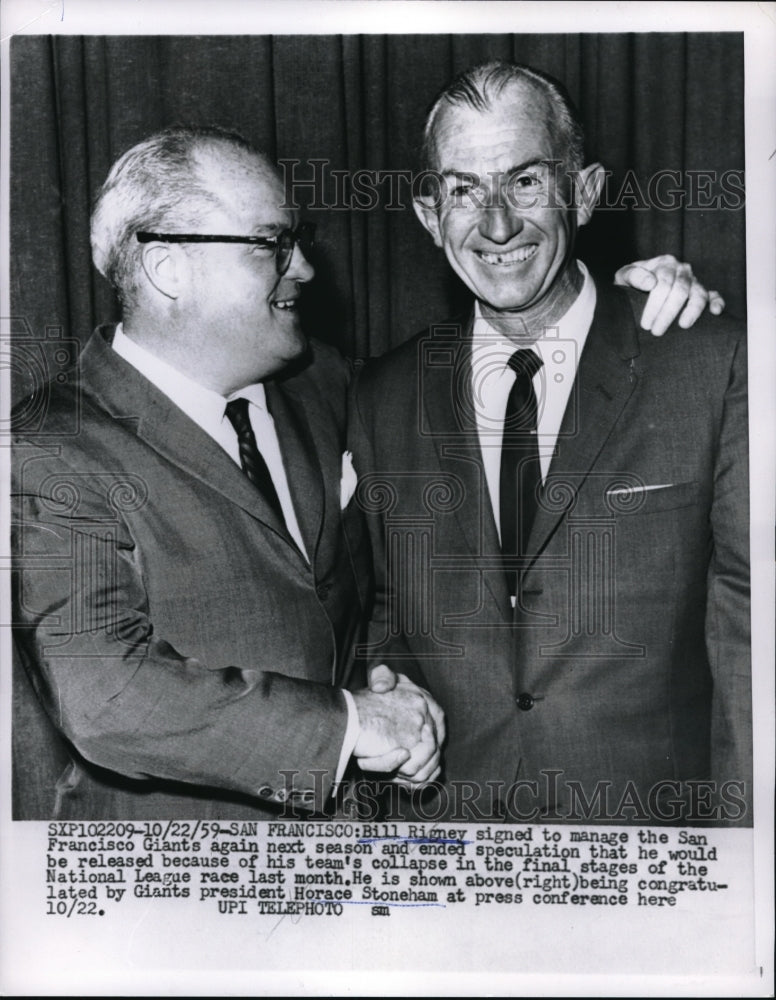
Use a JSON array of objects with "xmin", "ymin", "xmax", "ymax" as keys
[
  {"xmin": 111, "ymin": 325, "xmax": 358, "ymax": 788},
  {"xmin": 471, "ymin": 261, "xmax": 597, "ymax": 541},
  {"xmin": 112, "ymin": 325, "xmax": 309, "ymax": 558}
]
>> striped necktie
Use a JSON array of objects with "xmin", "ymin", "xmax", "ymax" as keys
[{"xmin": 224, "ymin": 397, "xmax": 285, "ymax": 523}]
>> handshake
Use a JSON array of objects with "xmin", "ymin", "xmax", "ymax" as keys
[{"xmin": 351, "ymin": 666, "xmax": 445, "ymax": 787}]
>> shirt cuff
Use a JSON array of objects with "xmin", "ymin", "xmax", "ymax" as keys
[{"xmin": 334, "ymin": 689, "xmax": 360, "ymax": 791}]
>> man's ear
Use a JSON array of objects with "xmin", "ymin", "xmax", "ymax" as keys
[
  {"xmin": 412, "ymin": 196, "xmax": 443, "ymax": 248},
  {"xmin": 573, "ymin": 162, "xmax": 606, "ymax": 227},
  {"xmin": 140, "ymin": 242, "xmax": 184, "ymax": 301}
]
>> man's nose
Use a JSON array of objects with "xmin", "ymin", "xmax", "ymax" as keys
[
  {"xmin": 478, "ymin": 201, "xmax": 524, "ymax": 245},
  {"xmin": 285, "ymin": 244, "xmax": 315, "ymax": 283}
]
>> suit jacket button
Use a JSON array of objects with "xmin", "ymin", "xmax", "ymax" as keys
[
  {"xmin": 516, "ymin": 693, "xmax": 535, "ymax": 711},
  {"xmin": 316, "ymin": 583, "xmax": 331, "ymax": 600},
  {"xmin": 258, "ymin": 785, "xmax": 274, "ymax": 798}
]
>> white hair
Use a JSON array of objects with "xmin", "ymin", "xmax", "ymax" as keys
[
  {"xmin": 90, "ymin": 125, "xmax": 264, "ymax": 308},
  {"xmin": 420, "ymin": 60, "xmax": 585, "ymax": 182}
]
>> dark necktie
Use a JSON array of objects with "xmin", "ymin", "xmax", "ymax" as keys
[
  {"xmin": 499, "ymin": 348, "xmax": 544, "ymax": 596},
  {"xmin": 225, "ymin": 397, "xmax": 285, "ymax": 523}
]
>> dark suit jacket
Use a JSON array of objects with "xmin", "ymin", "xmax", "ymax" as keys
[
  {"xmin": 12, "ymin": 327, "xmax": 372, "ymax": 819},
  {"xmin": 351, "ymin": 283, "xmax": 751, "ymax": 824}
]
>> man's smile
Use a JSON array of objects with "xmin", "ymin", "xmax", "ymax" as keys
[
  {"xmin": 476, "ymin": 244, "xmax": 539, "ymax": 266},
  {"xmin": 271, "ymin": 296, "xmax": 299, "ymax": 311}
]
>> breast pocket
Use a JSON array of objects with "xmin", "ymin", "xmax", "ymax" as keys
[{"xmin": 604, "ymin": 480, "xmax": 700, "ymax": 516}]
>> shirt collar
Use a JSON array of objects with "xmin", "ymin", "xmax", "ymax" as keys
[{"xmin": 111, "ymin": 324, "xmax": 267, "ymax": 429}]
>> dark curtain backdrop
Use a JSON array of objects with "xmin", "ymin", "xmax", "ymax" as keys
[
  {"xmin": 8, "ymin": 32, "xmax": 746, "ymax": 819},
  {"xmin": 11, "ymin": 32, "xmax": 745, "ymax": 399}
]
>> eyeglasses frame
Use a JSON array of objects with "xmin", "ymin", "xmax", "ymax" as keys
[{"xmin": 135, "ymin": 222, "xmax": 315, "ymax": 276}]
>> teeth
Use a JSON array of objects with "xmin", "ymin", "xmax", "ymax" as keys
[
  {"xmin": 479, "ymin": 245, "xmax": 538, "ymax": 265},
  {"xmin": 273, "ymin": 299, "xmax": 297, "ymax": 310}
]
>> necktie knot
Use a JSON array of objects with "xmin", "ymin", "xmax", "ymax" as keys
[
  {"xmin": 503, "ymin": 349, "xmax": 543, "ymax": 434},
  {"xmin": 225, "ymin": 396, "xmax": 252, "ymax": 435},
  {"xmin": 507, "ymin": 347, "xmax": 543, "ymax": 381}
]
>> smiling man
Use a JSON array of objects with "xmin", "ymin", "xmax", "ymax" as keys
[
  {"xmin": 12, "ymin": 126, "xmax": 444, "ymax": 819},
  {"xmin": 351, "ymin": 62, "xmax": 751, "ymax": 824},
  {"xmin": 12, "ymin": 121, "xmax": 737, "ymax": 822},
  {"xmin": 417, "ymin": 71, "xmax": 591, "ymax": 330}
]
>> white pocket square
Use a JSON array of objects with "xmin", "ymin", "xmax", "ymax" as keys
[
  {"xmin": 606, "ymin": 483, "xmax": 674, "ymax": 496},
  {"xmin": 340, "ymin": 451, "xmax": 358, "ymax": 509}
]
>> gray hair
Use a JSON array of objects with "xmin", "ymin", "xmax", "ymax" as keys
[
  {"xmin": 421, "ymin": 60, "xmax": 585, "ymax": 177},
  {"xmin": 90, "ymin": 125, "xmax": 260, "ymax": 308}
]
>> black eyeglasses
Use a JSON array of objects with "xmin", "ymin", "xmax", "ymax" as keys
[{"xmin": 136, "ymin": 222, "xmax": 315, "ymax": 276}]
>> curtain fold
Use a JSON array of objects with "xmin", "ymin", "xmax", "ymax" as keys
[{"xmin": 11, "ymin": 31, "xmax": 745, "ymax": 400}]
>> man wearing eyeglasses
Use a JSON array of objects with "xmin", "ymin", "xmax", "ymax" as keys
[
  {"xmin": 12, "ymin": 123, "xmax": 730, "ymax": 820},
  {"xmin": 12, "ymin": 125, "xmax": 445, "ymax": 819}
]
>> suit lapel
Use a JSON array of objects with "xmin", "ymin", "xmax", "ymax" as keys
[
  {"xmin": 265, "ymin": 380, "xmax": 326, "ymax": 566},
  {"xmin": 79, "ymin": 329, "xmax": 308, "ymax": 564},
  {"xmin": 527, "ymin": 285, "xmax": 642, "ymax": 561},
  {"xmin": 421, "ymin": 318, "xmax": 512, "ymax": 619}
]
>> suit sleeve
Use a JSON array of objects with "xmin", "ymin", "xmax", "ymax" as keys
[
  {"xmin": 12, "ymin": 441, "xmax": 348, "ymax": 810},
  {"xmin": 348, "ymin": 370, "xmax": 430, "ymax": 692},
  {"xmin": 706, "ymin": 334, "xmax": 753, "ymax": 818}
]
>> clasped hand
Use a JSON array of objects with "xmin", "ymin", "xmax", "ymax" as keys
[{"xmin": 351, "ymin": 665, "xmax": 445, "ymax": 787}]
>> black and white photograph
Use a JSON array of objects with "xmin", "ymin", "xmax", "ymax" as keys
[{"xmin": 1, "ymin": 0, "xmax": 773, "ymax": 995}]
